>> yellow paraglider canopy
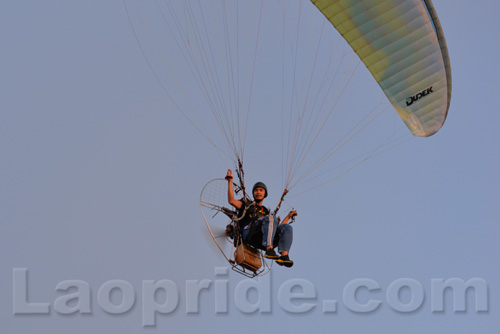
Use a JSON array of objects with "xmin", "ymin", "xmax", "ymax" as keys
[{"xmin": 311, "ymin": 0, "xmax": 452, "ymax": 137}]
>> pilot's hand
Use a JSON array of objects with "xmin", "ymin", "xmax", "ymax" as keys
[{"xmin": 225, "ymin": 169, "xmax": 233, "ymax": 180}]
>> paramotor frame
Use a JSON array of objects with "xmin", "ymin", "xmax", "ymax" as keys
[{"xmin": 200, "ymin": 178, "xmax": 273, "ymax": 277}]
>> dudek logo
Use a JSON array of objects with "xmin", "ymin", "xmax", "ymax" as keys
[{"xmin": 406, "ymin": 86, "xmax": 434, "ymax": 106}]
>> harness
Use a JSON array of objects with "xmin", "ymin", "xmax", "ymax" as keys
[
  {"xmin": 237, "ymin": 201, "xmax": 269, "ymax": 249},
  {"xmin": 238, "ymin": 201, "xmax": 267, "ymax": 226}
]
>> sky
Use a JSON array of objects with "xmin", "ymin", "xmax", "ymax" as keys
[{"xmin": 1, "ymin": 0, "xmax": 499, "ymax": 333}]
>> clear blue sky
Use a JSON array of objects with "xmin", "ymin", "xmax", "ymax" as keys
[{"xmin": 1, "ymin": 1, "xmax": 499, "ymax": 333}]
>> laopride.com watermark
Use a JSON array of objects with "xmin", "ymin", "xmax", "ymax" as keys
[{"xmin": 12, "ymin": 267, "xmax": 488, "ymax": 327}]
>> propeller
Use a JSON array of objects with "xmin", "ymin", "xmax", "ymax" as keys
[{"xmin": 200, "ymin": 224, "xmax": 229, "ymax": 257}]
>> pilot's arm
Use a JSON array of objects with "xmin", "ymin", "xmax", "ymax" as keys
[{"xmin": 226, "ymin": 169, "xmax": 243, "ymax": 210}]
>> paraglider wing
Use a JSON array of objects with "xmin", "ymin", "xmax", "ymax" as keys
[{"xmin": 311, "ymin": 0, "xmax": 452, "ymax": 137}]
